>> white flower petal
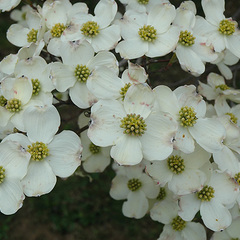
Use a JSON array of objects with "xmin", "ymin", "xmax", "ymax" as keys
[
  {"xmin": 169, "ymin": 169, "xmax": 206, "ymax": 195},
  {"xmin": 7, "ymin": 24, "xmax": 29, "ymax": 47},
  {"xmin": 0, "ymin": 178, "xmax": 25, "ymax": 215},
  {"xmin": 87, "ymin": 67, "xmax": 123, "ymax": 100},
  {"xmin": 88, "ymin": 99, "xmax": 125, "ymax": 147},
  {"xmin": 122, "ymin": 191, "xmax": 148, "ymax": 219},
  {"xmin": 140, "ymin": 174, "xmax": 159, "ymax": 199},
  {"xmin": 124, "ymin": 84, "xmax": 154, "ymax": 118},
  {"xmin": 189, "ymin": 118, "xmax": 225, "ymax": 153},
  {"xmin": 151, "ymin": 199, "xmax": 179, "ymax": 224},
  {"xmin": 59, "ymin": 40, "xmax": 94, "ymax": 67},
  {"xmin": 226, "ymin": 34, "xmax": 240, "ymax": 59},
  {"xmin": 21, "ymin": 161, "xmax": 56, "ymax": 197},
  {"xmin": 148, "ymin": 3, "xmax": 176, "ymax": 34},
  {"xmin": 178, "ymin": 194, "xmax": 200, "ymax": 221},
  {"xmin": 49, "ymin": 62, "xmax": 76, "ymax": 92},
  {"xmin": 109, "ymin": 175, "xmax": 129, "ymax": 200},
  {"xmin": 111, "ymin": 135, "xmax": 143, "ymax": 165},
  {"xmin": 213, "ymin": 146, "xmax": 239, "ymax": 173},
  {"xmin": 202, "ymin": 0, "xmax": 225, "ymax": 25},
  {"xmin": 69, "ymin": 82, "xmax": 98, "ymax": 108},
  {"xmin": 176, "ymin": 45, "xmax": 205, "ymax": 76},
  {"xmin": 147, "ymin": 26, "xmax": 179, "ymax": 58},
  {"xmin": 200, "ymin": 199, "xmax": 232, "ymax": 231},
  {"xmin": 182, "ymin": 222, "xmax": 207, "ymax": 240},
  {"xmin": 146, "ymin": 161, "xmax": 172, "ymax": 185},
  {"xmin": 0, "ymin": 139, "xmax": 30, "ymax": 179},
  {"xmin": 24, "ymin": 105, "xmax": 60, "ymax": 143},
  {"xmin": 47, "ymin": 130, "xmax": 82, "ymax": 178},
  {"xmin": 141, "ymin": 112, "xmax": 177, "ymax": 161},
  {"xmin": 91, "ymin": 25, "xmax": 121, "ymax": 52},
  {"xmin": 94, "ymin": 0, "xmax": 117, "ymax": 28},
  {"xmin": 115, "ymin": 39, "xmax": 148, "ymax": 60}
]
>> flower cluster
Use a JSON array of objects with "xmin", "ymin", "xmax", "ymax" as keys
[{"xmin": 1, "ymin": 0, "xmax": 240, "ymax": 239}]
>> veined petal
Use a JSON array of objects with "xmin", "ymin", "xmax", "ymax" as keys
[
  {"xmin": 213, "ymin": 146, "xmax": 239, "ymax": 174},
  {"xmin": 0, "ymin": 178, "xmax": 25, "ymax": 215},
  {"xmin": 169, "ymin": 169, "xmax": 206, "ymax": 195},
  {"xmin": 182, "ymin": 222, "xmax": 207, "ymax": 240},
  {"xmin": 189, "ymin": 118, "xmax": 225, "ymax": 153},
  {"xmin": 69, "ymin": 82, "xmax": 98, "ymax": 109},
  {"xmin": 147, "ymin": 26, "xmax": 179, "ymax": 58},
  {"xmin": 88, "ymin": 99, "xmax": 125, "ymax": 147},
  {"xmin": 111, "ymin": 135, "xmax": 143, "ymax": 165},
  {"xmin": 145, "ymin": 161, "xmax": 172, "ymax": 185},
  {"xmin": 140, "ymin": 174, "xmax": 159, "ymax": 199},
  {"xmin": 148, "ymin": 3, "xmax": 176, "ymax": 34},
  {"xmin": 91, "ymin": 25, "xmax": 121, "ymax": 52},
  {"xmin": 94, "ymin": 0, "xmax": 117, "ymax": 28},
  {"xmin": 226, "ymin": 34, "xmax": 240, "ymax": 59},
  {"xmin": 151, "ymin": 199, "xmax": 179, "ymax": 224},
  {"xmin": 153, "ymin": 85, "xmax": 179, "ymax": 119},
  {"xmin": 174, "ymin": 127, "xmax": 195, "ymax": 154},
  {"xmin": 176, "ymin": 45, "xmax": 205, "ymax": 76},
  {"xmin": 124, "ymin": 84, "xmax": 154, "ymax": 119},
  {"xmin": 83, "ymin": 153, "xmax": 110, "ymax": 173},
  {"xmin": 202, "ymin": 0, "xmax": 225, "ymax": 25},
  {"xmin": 47, "ymin": 131, "xmax": 82, "ymax": 178},
  {"xmin": 87, "ymin": 51, "xmax": 118, "ymax": 73},
  {"xmin": 7, "ymin": 24, "xmax": 29, "ymax": 47},
  {"xmin": 122, "ymin": 191, "xmax": 148, "ymax": 219},
  {"xmin": 59, "ymin": 40, "xmax": 94, "ymax": 67},
  {"xmin": 87, "ymin": 67, "xmax": 123, "ymax": 100},
  {"xmin": 49, "ymin": 62, "xmax": 76, "ymax": 92},
  {"xmin": 21, "ymin": 161, "xmax": 56, "ymax": 197},
  {"xmin": 0, "ymin": 139, "xmax": 30, "ymax": 179},
  {"xmin": 109, "ymin": 175, "xmax": 129, "ymax": 200},
  {"xmin": 24, "ymin": 104, "xmax": 60, "ymax": 143},
  {"xmin": 178, "ymin": 193, "xmax": 200, "ymax": 221},
  {"xmin": 158, "ymin": 224, "xmax": 180, "ymax": 240},
  {"xmin": 200, "ymin": 199, "xmax": 232, "ymax": 231},
  {"xmin": 141, "ymin": 111, "xmax": 177, "ymax": 161},
  {"xmin": 115, "ymin": 39, "xmax": 148, "ymax": 60}
]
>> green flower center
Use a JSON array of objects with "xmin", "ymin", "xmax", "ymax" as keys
[
  {"xmin": 171, "ymin": 216, "xmax": 186, "ymax": 231},
  {"xmin": 27, "ymin": 142, "xmax": 49, "ymax": 161},
  {"xmin": 27, "ymin": 28, "xmax": 38, "ymax": 43},
  {"xmin": 81, "ymin": 21, "xmax": 100, "ymax": 38},
  {"xmin": 89, "ymin": 142, "xmax": 101, "ymax": 154},
  {"xmin": 218, "ymin": 19, "xmax": 235, "ymax": 35},
  {"xmin": 167, "ymin": 155, "xmax": 185, "ymax": 174},
  {"xmin": 31, "ymin": 78, "xmax": 41, "ymax": 96},
  {"xmin": 215, "ymin": 84, "xmax": 230, "ymax": 91},
  {"xmin": 234, "ymin": 173, "xmax": 240, "ymax": 185},
  {"xmin": 179, "ymin": 106, "xmax": 197, "ymax": 127},
  {"xmin": 138, "ymin": 25, "xmax": 157, "ymax": 42},
  {"xmin": 0, "ymin": 166, "xmax": 6, "ymax": 184},
  {"xmin": 120, "ymin": 83, "xmax": 132, "ymax": 100},
  {"xmin": 179, "ymin": 30, "xmax": 195, "ymax": 46},
  {"xmin": 51, "ymin": 23, "xmax": 67, "ymax": 38},
  {"xmin": 127, "ymin": 178, "xmax": 142, "ymax": 192},
  {"xmin": 120, "ymin": 113, "xmax": 147, "ymax": 136},
  {"xmin": 74, "ymin": 64, "xmax": 90, "ymax": 83},
  {"xmin": 137, "ymin": 0, "xmax": 149, "ymax": 4},
  {"xmin": 197, "ymin": 185, "xmax": 215, "ymax": 201},
  {"xmin": 225, "ymin": 112, "xmax": 238, "ymax": 124},
  {"xmin": 0, "ymin": 95, "xmax": 7, "ymax": 107},
  {"xmin": 157, "ymin": 187, "xmax": 166, "ymax": 201},
  {"xmin": 6, "ymin": 98, "xmax": 22, "ymax": 112}
]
